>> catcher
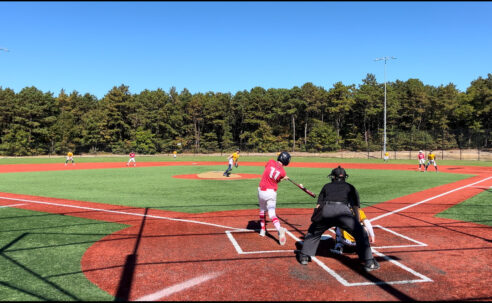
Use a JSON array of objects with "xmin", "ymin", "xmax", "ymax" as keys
[
  {"xmin": 297, "ymin": 166, "xmax": 380, "ymax": 271},
  {"xmin": 331, "ymin": 208, "xmax": 375, "ymax": 255}
]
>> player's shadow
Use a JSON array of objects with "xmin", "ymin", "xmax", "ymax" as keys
[
  {"xmin": 295, "ymin": 238, "xmax": 401, "ymax": 262},
  {"xmin": 245, "ymin": 220, "xmax": 280, "ymax": 243}
]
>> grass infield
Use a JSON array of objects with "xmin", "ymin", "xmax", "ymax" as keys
[
  {"xmin": 0, "ymin": 158, "xmax": 490, "ymax": 300},
  {"xmin": 0, "ymin": 165, "xmax": 471, "ymax": 212},
  {"xmin": 436, "ymin": 189, "xmax": 492, "ymax": 226},
  {"xmin": 0, "ymin": 207, "xmax": 127, "ymax": 301}
]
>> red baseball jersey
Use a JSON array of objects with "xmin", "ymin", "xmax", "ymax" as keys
[
  {"xmin": 418, "ymin": 153, "xmax": 425, "ymax": 160},
  {"xmin": 259, "ymin": 159, "xmax": 286, "ymax": 191},
  {"xmin": 129, "ymin": 152, "xmax": 135, "ymax": 158}
]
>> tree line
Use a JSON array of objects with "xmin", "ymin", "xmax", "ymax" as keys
[{"xmin": 0, "ymin": 73, "xmax": 490, "ymax": 156}]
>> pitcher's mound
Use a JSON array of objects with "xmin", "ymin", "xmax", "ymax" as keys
[
  {"xmin": 198, "ymin": 171, "xmax": 241, "ymax": 179},
  {"xmin": 173, "ymin": 171, "xmax": 261, "ymax": 180}
]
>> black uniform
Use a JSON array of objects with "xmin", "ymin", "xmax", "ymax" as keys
[{"xmin": 299, "ymin": 168, "xmax": 375, "ymax": 266}]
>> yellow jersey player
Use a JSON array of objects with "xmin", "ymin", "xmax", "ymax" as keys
[
  {"xmin": 425, "ymin": 150, "xmax": 438, "ymax": 172},
  {"xmin": 223, "ymin": 149, "xmax": 240, "ymax": 177},
  {"xmin": 65, "ymin": 151, "xmax": 75, "ymax": 166},
  {"xmin": 332, "ymin": 208, "xmax": 375, "ymax": 254},
  {"xmin": 383, "ymin": 151, "xmax": 389, "ymax": 162},
  {"xmin": 173, "ymin": 150, "xmax": 177, "ymax": 159}
]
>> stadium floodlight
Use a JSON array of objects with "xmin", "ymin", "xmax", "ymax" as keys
[{"xmin": 374, "ymin": 56, "xmax": 397, "ymax": 155}]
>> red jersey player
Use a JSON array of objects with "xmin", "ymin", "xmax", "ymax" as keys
[
  {"xmin": 257, "ymin": 151, "xmax": 291, "ymax": 245},
  {"xmin": 417, "ymin": 150, "xmax": 425, "ymax": 171},
  {"xmin": 127, "ymin": 151, "xmax": 136, "ymax": 167}
]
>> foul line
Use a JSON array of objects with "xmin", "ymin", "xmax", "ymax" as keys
[
  {"xmin": 0, "ymin": 196, "xmax": 248, "ymax": 232},
  {"xmin": 0, "ymin": 203, "xmax": 25, "ymax": 209},
  {"xmin": 369, "ymin": 176, "xmax": 492, "ymax": 223},
  {"xmin": 136, "ymin": 271, "xmax": 223, "ymax": 301}
]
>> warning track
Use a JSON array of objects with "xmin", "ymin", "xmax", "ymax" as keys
[{"xmin": 0, "ymin": 161, "xmax": 491, "ymax": 301}]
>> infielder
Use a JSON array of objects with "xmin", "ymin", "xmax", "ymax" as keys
[
  {"xmin": 257, "ymin": 151, "xmax": 291, "ymax": 245},
  {"xmin": 332, "ymin": 208, "xmax": 375, "ymax": 255},
  {"xmin": 223, "ymin": 149, "xmax": 240, "ymax": 177},
  {"xmin": 425, "ymin": 150, "xmax": 438, "ymax": 172},
  {"xmin": 65, "ymin": 151, "xmax": 75, "ymax": 166},
  {"xmin": 418, "ymin": 150, "xmax": 425, "ymax": 171},
  {"xmin": 127, "ymin": 151, "xmax": 136, "ymax": 167}
]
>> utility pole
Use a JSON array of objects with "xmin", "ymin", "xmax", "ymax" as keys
[{"xmin": 374, "ymin": 56, "xmax": 396, "ymax": 155}]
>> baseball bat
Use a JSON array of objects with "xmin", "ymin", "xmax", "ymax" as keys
[{"xmin": 287, "ymin": 178, "xmax": 316, "ymax": 198}]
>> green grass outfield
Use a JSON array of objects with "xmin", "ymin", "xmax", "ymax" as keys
[
  {"xmin": 0, "ymin": 157, "xmax": 490, "ymax": 300},
  {"xmin": 0, "ymin": 154, "xmax": 491, "ymax": 166},
  {"xmin": 0, "ymin": 165, "xmax": 472, "ymax": 212}
]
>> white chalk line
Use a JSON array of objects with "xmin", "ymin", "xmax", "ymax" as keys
[
  {"xmin": 135, "ymin": 271, "xmax": 223, "ymax": 301},
  {"xmin": 226, "ymin": 229, "xmax": 294, "ymax": 254},
  {"xmin": 2, "ymin": 175, "xmax": 487, "ymax": 290},
  {"xmin": 0, "ymin": 203, "xmax": 25, "ymax": 209},
  {"xmin": 369, "ymin": 176, "xmax": 492, "ymax": 223},
  {"xmin": 283, "ymin": 230, "xmax": 431, "ymax": 286},
  {"xmin": 0, "ymin": 196, "xmax": 248, "ymax": 232},
  {"xmin": 0, "ymin": 195, "xmax": 432, "ymax": 287},
  {"xmin": 322, "ymin": 225, "xmax": 427, "ymax": 249}
]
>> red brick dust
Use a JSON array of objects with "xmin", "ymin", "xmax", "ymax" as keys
[
  {"xmin": 0, "ymin": 161, "xmax": 491, "ymax": 301},
  {"xmin": 173, "ymin": 172, "xmax": 261, "ymax": 180}
]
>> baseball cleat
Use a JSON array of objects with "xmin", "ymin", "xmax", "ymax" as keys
[
  {"xmin": 278, "ymin": 227, "xmax": 287, "ymax": 245},
  {"xmin": 364, "ymin": 259, "xmax": 380, "ymax": 272},
  {"xmin": 259, "ymin": 229, "xmax": 266, "ymax": 237},
  {"xmin": 297, "ymin": 253, "xmax": 310, "ymax": 265}
]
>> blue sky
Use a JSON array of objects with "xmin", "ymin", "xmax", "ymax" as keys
[{"xmin": 0, "ymin": 1, "xmax": 491, "ymax": 99}]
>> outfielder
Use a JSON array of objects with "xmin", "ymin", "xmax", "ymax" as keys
[
  {"xmin": 223, "ymin": 149, "xmax": 240, "ymax": 177},
  {"xmin": 425, "ymin": 150, "xmax": 438, "ymax": 172},
  {"xmin": 418, "ymin": 150, "xmax": 425, "ymax": 171},
  {"xmin": 257, "ymin": 151, "xmax": 290, "ymax": 245},
  {"xmin": 65, "ymin": 151, "xmax": 75, "ymax": 166},
  {"xmin": 383, "ymin": 151, "xmax": 389, "ymax": 162},
  {"xmin": 127, "ymin": 151, "xmax": 136, "ymax": 167}
]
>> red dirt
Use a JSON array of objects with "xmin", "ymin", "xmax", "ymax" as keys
[
  {"xmin": 0, "ymin": 161, "xmax": 491, "ymax": 301},
  {"xmin": 173, "ymin": 173, "xmax": 261, "ymax": 180}
]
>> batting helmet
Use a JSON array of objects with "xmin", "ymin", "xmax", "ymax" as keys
[
  {"xmin": 277, "ymin": 151, "xmax": 291, "ymax": 166},
  {"xmin": 329, "ymin": 165, "xmax": 348, "ymax": 181}
]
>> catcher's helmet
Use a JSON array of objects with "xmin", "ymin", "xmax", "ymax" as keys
[
  {"xmin": 329, "ymin": 165, "xmax": 348, "ymax": 181},
  {"xmin": 277, "ymin": 151, "xmax": 291, "ymax": 166}
]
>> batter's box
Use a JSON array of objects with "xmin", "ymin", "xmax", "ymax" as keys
[
  {"xmin": 292, "ymin": 228, "xmax": 432, "ymax": 286},
  {"xmin": 225, "ymin": 229, "xmax": 294, "ymax": 254},
  {"xmin": 324, "ymin": 225, "xmax": 427, "ymax": 250}
]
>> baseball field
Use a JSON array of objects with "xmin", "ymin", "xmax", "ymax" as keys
[{"xmin": 0, "ymin": 155, "xmax": 491, "ymax": 301}]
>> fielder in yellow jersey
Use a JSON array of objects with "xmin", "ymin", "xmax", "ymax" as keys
[
  {"xmin": 223, "ymin": 149, "xmax": 240, "ymax": 177},
  {"xmin": 65, "ymin": 151, "xmax": 75, "ymax": 166},
  {"xmin": 425, "ymin": 150, "xmax": 438, "ymax": 172},
  {"xmin": 332, "ymin": 209, "xmax": 375, "ymax": 254}
]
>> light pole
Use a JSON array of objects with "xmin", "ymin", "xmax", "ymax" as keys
[{"xmin": 374, "ymin": 56, "xmax": 396, "ymax": 156}]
